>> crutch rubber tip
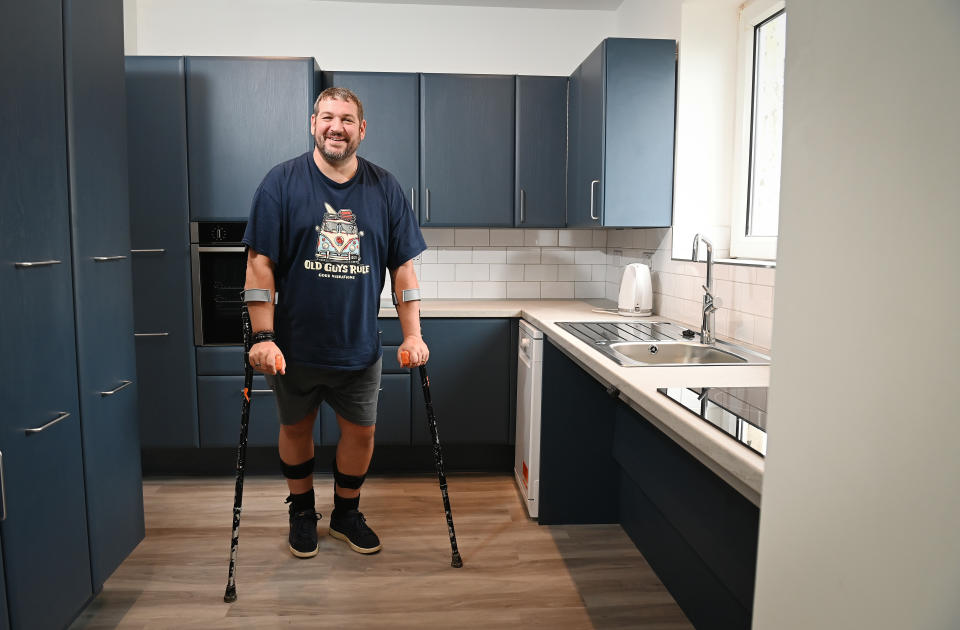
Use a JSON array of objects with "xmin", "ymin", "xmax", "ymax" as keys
[
  {"xmin": 224, "ymin": 586, "xmax": 237, "ymax": 603},
  {"xmin": 451, "ymin": 552, "xmax": 463, "ymax": 568}
]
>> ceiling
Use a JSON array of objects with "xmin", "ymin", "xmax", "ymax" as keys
[{"xmin": 314, "ymin": 0, "xmax": 625, "ymax": 10}]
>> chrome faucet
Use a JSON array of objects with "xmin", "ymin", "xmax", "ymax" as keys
[{"xmin": 692, "ymin": 234, "xmax": 719, "ymax": 344}]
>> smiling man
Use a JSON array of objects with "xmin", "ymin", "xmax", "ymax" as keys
[{"xmin": 241, "ymin": 87, "xmax": 428, "ymax": 558}]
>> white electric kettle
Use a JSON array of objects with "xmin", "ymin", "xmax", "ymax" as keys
[{"xmin": 617, "ymin": 263, "xmax": 653, "ymax": 316}]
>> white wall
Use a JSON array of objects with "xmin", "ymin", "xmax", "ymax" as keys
[
  {"xmin": 752, "ymin": 1, "xmax": 960, "ymax": 628},
  {"xmin": 128, "ymin": 0, "xmax": 679, "ymax": 75}
]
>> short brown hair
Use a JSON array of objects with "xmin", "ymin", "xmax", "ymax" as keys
[{"xmin": 314, "ymin": 87, "xmax": 364, "ymax": 122}]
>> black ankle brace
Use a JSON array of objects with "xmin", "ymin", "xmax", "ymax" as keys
[
  {"xmin": 286, "ymin": 488, "xmax": 315, "ymax": 513},
  {"xmin": 333, "ymin": 493, "xmax": 360, "ymax": 513}
]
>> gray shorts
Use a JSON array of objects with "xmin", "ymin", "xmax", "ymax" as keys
[{"xmin": 265, "ymin": 357, "xmax": 382, "ymax": 427}]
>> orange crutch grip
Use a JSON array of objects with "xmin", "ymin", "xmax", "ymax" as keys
[{"xmin": 400, "ymin": 350, "xmax": 411, "ymax": 367}]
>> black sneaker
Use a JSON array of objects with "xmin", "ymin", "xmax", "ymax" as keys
[
  {"xmin": 287, "ymin": 504, "xmax": 320, "ymax": 559},
  {"xmin": 328, "ymin": 509, "xmax": 382, "ymax": 554}
]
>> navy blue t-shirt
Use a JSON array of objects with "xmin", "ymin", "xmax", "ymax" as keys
[{"xmin": 242, "ymin": 153, "xmax": 426, "ymax": 370}]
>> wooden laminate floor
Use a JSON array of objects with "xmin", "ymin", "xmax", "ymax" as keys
[{"xmin": 71, "ymin": 474, "xmax": 692, "ymax": 629}]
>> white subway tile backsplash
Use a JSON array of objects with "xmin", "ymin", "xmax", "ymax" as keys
[
  {"xmin": 471, "ymin": 247, "xmax": 506, "ymax": 264},
  {"xmin": 507, "ymin": 282, "xmax": 540, "ymax": 298},
  {"xmin": 524, "ymin": 265, "xmax": 559, "ymax": 281},
  {"xmin": 540, "ymin": 248, "xmax": 575, "ymax": 265},
  {"xmin": 541, "ymin": 281, "xmax": 574, "ymax": 299},
  {"xmin": 523, "ymin": 229, "xmax": 558, "ymax": 247},
  {"xmin": 575, "ymin": 281, "xmax": 605, "ymax": 298},
  {"xmin": 419, "ymin": 281, "xmax": 438, "ymax": 299},
  {"xmin": 489, "ymin": 263, "xmax": 516, "ymax": 281},
  {"xmin": 591, "ymin": 265, "xmax": 607, "ymax": 282},
  {"xmin": 754, "ymin": 316, "xmax": 773, "ymax": 350},
  {"xmin": 489, "ymin": 229, "xmax": 524, "ymax": 246},
  {"xmin": 731, "ymin": 265, "xmax": 757, "ymax": 285},
  {"xmin": 727, "ymin": 311, "xmax": 756, "ymax": 345},
  {"xmin": 506, "ymin": 247, "xmax": 541, "ymax": 264},
  {"xmin": 574, "ymin": 248, "xmax": 606, "ymax": 265},
  {"xmin": 472, "ymin": 281, "xmax": 507, "ymax": 299},
  {"xmin": 755, "ymin": 267, "xmax": 776, "ymax": 286},
  {"xmin": 422, "ymin": 228, "xmax": 454, "ymax": 246},
  {"xmin": 436, "ymin": 248, "xmax": 473, "ymax": 264},
  {"xmin": 419, "ymin": 248, "xmax": 438, "ymax": 264},
  {"xmin": 558, "ymin": 264, "xmax": 592, "ymax": 281},
  {"xmin": 592, "ymin": 231, "xmax": 607, "ymax": 247},
  {"xmin": 559, "ymin": 229, "xmax": 592, "ymax": 247},
  {"xmin": 733, "ymin": 282, "xmax": 774, "ymax": 317},
  {"xmin": 437, "ymin": 281, "xmax": 472, "ymax": 298},
  {"xmin": 455, "ymin": 264, "xmax": 489, "ymax": 281},
  {"xmin": 420, "ymin": 264, "xmax": 455, "ymax": 282},
  {"xmin": 607, "ymin": 229, "xmax": 633, "ymax": 248},
  {"xmin": 454, "ymin": 228, "xmax": 490, "ymax": 247}
]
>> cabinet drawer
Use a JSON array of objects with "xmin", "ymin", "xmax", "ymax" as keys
[
  {"xmin": 381, "ymin": 346, "xmax": 411, "ymax": 373},
  {"xmin": 379, "ymin": 318, "xmax": 403, "ymax": 345},
  {"xmin": 196, "ymin": 346, "xmax": 244, "ymax": 375},
  {"xmin": 197, "ymin": 375, "xmax": 324, "ymax": 447}
]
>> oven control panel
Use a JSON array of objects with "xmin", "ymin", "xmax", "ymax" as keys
[{"xmin": 191, "ymin": 221, "xmax": 247, "ymax": 245}]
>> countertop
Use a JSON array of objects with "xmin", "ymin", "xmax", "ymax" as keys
[{"xmin": 379, "ymin": 300, "xmax": 768, "ymax": 505}]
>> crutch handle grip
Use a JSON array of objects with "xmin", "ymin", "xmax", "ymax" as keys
[{"xmin": 400, "ymin": 350, "xmax": 411, "ymax": 367}]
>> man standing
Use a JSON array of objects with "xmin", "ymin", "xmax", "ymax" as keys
[{"xmin": 242, "ymin": 87, "xmax": 428, "ymax": 558}]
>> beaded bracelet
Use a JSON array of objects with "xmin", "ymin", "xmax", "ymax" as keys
[{"xmin": 251, "ymin": 330, "xmax": 276, "ymax": 344}]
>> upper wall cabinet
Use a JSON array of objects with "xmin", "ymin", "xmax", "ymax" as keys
[
  {"xmin": 420, "ymin": 74, "xmax": 515, "ymax": 227},
  {"xmin": 185, "ymin": 57, "xmax": 319, "ymax": 220},
  {"xmin": 568, "ymin": 38, "xmax": 676, "ymax": 228},
  {"xmin": 515, "ymin": 76, "xmax": 567, "ymax": 227},
  {"xmin": 322, "ymin": 71, "xmax": 420, "ymax": 215}
]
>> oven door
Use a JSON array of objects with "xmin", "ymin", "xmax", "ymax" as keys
[{"xmin": 191, "ymin": 245, "xmax": 246, "ymax": 345}]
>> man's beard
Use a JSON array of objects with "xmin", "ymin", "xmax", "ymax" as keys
[{"xmin": 315, "ymin": 133, "xmax": 358, "ymax": 163}]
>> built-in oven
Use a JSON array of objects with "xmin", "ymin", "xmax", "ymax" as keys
[{"xmin": 190, "ymin": 221, "xmax": 247, "ymax": 346}]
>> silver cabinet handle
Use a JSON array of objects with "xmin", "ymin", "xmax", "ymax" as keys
[
  {"xmin": 590, "ymin": 179, "xmax": 600, "ymax": 221},
  {"xmin": 520, "ymin": 188, "xmax": 526, "ymax": 224},
  {"xmin": 198, "ymin": 246, "xmax": 246, "ymax": 253},
  {"xmin": 410, "ymin": 188, "xmax": 416, "ymax": 213},
  {"xmin": 243, "ymin": 389, "xmax": 274, "ymax": 395},
  {"xmin": 0, "ymin": 450, "xmax": 5, "ymax": 522},
  {"xmin": 130, "ymin": 248, "xmax": 166, "ymax": 254},
  {"xmin": 135, "ymin": 332, "xmax": 169, "ymax": 337},
  {"xmin": 93, "ymin": 255, "xmax": 128, "ymax": 262},
  {"xmin": 100, "ymin": 380, "xmax": 133, "ymax": 397},
  {"xmin": 14, "ymin": 260, "xmax": 61, "ymax": 268},
  {"xmin": 425, "ymin": 188, "xmax": 431, "ymax": 222},
  {"xmin": 25, "ymin": 411, "xmax": 71, "ymax": 435}
]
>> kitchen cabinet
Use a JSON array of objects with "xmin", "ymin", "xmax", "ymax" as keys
[
  {"xmin": 515, "ymin": 76, "xmax": 568, "ymax": 227},
  {"xmin": 185, "ymin": 57, "xmax": 319, "ymax": 220},
  {"xmin": 420, "ymin": 74, "xmax": 515, "ymax": 227},
  {"xmin": 64, "ymin": 0, "xmax": 145, "ymax": 590},
  {"xmin": 412, "ymin": 319, "xmax": 512, "ymax": 445},
  {"xmin": 567, "ymin": 38, "xmax": 676, "ymax": 227},
  {"xmin": 614, "ymin": 401, "xmax": 759, "ymax": 630},
  {"xmin": 126, "ymin": 56, "xmax": 200, "ymax": 448},
  {"xmin": 539, "ymin": 339, "xmax": 620, "ymax": 524},
  {"xmin": 195, "ymin": 347, "xmax": 324, "ymax": 447},
  {"xmin": 322, "ymin": 72, "xmax": 420, "ymax": 214}
]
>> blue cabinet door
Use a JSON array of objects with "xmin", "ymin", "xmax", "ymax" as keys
[
  {"xmin": 567, "ymin": 39, "xmax": 676, "ymax": 227},
  {"xmin": 515, "ymin": 76, "xmax": 568, "ymax": 227},
  {"xmin": 567, "ymin": 43, "xmax": 604, "ymax": 227},
  {"xmin": 126, "ymin": 56, "xmax": 200, "ymax": 448},
  {"xmin": 323, "ymin": 72, "xmax": 420, "ymax": 214},
  {"xmin": 186, "ymin": 57, "xmax": 318, "ymax": 220},
  {"xmin": 0, "ymin": 0, "xmax": 94, "ymax": 624},
  {"xmin": 420, "ymin": 74, "xmax": 515, "ymax": 226},
  {"xmin": 64, "ymin": 0, "xmax": 145, "ymax": 589},
  {"xmin": 412, "ymin": 319, "xmax": 511, "ymax": 445}
]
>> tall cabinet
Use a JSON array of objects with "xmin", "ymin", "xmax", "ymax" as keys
[
  {"xmin": 126, "ymin": 56, "xmax": 200, "ymax": 448},
  {"xmin": 1, "ymin": 0, "xmax": 142, "ymax": 627},
  {"xmin": 568, "ymin": 38, "xmax": 676, "ymax": 227}
]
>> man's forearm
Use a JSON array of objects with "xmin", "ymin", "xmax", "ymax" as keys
[
  {"xmin": 245, "ymin": 252, "xmax": 276, "ymax": 334},
  {"xmin": 392, "ymin": 261, "xmax": 422, "ymax": 339}
]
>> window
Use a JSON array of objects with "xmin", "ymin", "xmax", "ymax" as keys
[{"xmin": 731, "ymin": 0, "xmax": 786, "ymax": 260}]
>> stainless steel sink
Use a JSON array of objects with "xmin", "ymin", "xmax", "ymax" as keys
[
  {"xmin": 609, "ymin": 341, "xmax": 749, "ymax": 365},
  {"xmin": 556, "ymin": 321, "xmax": 770, "ymax": 367}
]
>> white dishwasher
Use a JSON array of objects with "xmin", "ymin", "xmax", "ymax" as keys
[{"xmin": 515, "ymin": 319, "xmax": 543, "ymax": 518}]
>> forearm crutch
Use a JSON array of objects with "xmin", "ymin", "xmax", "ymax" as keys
[
  {"xmin": 401, "ymin": 350, "xmax": 463, "ymax": 568},
  {"xmin": 224, "ymin": 295, "xmax": 279, "ymax": 603}
]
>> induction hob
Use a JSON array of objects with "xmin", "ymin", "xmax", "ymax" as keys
[{"xmin": 657, "ymin": 386, "xmax": 768, "ymax": 456}]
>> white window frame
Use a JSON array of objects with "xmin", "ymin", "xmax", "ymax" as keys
[{"xmin": 730, "ymin": 0, "xmax": 785, "ymax": 260}]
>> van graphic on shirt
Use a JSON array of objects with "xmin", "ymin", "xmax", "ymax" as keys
[{"xmin": 315, "ymin": 202, "xmax": 362, "ymax": 262}]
